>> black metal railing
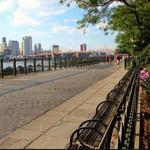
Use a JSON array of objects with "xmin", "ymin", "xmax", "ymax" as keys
[
  {"xmin": 0, "ymin": 56, "xmax": 106, "ymax": 78},
  {"xmin": 68, "ymin": 66, "xmax": 140, "ymax": 150}
]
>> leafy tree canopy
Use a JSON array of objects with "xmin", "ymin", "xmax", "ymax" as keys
[{"xmin": 60, "ymin": 0, "xmax": 150, "ymax": 55}]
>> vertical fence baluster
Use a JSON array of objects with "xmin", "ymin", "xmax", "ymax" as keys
[
  {"xmin": 24, "ymin": 58, "xmax": 27, "ymax": 74},
  {"xmin": 65, "ymin": 57, "xmax": 67, "ymax": 68},
  {"xmin": 13, "ymin": 59, "xmax": 17, "ymax": 76},
  {"xmin": 48, "ymin": 57, "xmax": 51, "ymax": 70},
  {"xmin": 0, "ymin": 59, "xmax": 4, "ymax": 78},
  {"xmin": 68, "ymin": 57, "xmax": 70, "ymax": 68},
  {"xmin": 41, "ymin": 57, "xmax": 44, "ymax": 71},
  {"xmin": 34, "ymin": 58, "xmax": 36, "ymax": 72},
  {"xmin": 59, "ymin": 56, "xmax": 62, "ymax": 69},
  {"xmin": 54, "ymin": 57, "xmax": 56, "ymax": 70}
]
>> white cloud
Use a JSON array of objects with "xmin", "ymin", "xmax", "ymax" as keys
[
  {"xmin": 11, "ymin": 0, "xmax": 67, "ymax": 27},
  {"xmin": 64, "ymin": 19, "xmax": 78, "ymax": 23},
  {"xmin": 39, "ymin": 9, "xmax": 66, "ymax": 16},
  {"xmin": 12, "ymin": 10, "xmax": 41, "ymax": 26},
  {"xmin": 51, "ymin": 24, "xmax": 79, "ymax": 34},
  {"xmin": 11, "ymin": 0, "xmax": 45, "ymax": 26},
  {"xmin": 17, "ymin": 0, "xmax": 42, "ymax": 10},
  {"xmin": 23, "ymin": 30, "xmax": 51, "ymax": 37},
  {"xmin": 51, "ymin": 24, "xmax": 90, "ymax": 35},
  {"xmin": 0, "ymin": 0, "xmax": 15, "ymax": 12}
]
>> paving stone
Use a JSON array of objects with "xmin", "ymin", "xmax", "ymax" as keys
[
  {"xmin": 0, "ymin": 137, "xmax": 30, "ymax": 149},
  {"xmin": 7, "ymin": 129, "xmax": 41, "ymax": 141},
  {"xmin": 26, "ymin": 136, "xmax": 68, "ymax": 149},
  {"xmin": 21, "ymin": 115, "xmax": 59, "ymax": 133}
]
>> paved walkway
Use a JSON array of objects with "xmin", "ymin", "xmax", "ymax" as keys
[
  {"xmin": 0, "ymin": 64, "xmax": 117, "ymax": 139},
  {"xmin": 0, "ymin": 66, "xmax": 127, "ymax": 149}
]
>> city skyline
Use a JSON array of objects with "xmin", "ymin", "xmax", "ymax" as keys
[{"xmin": 0, "ymin": 0, "xmax": 117, "ymax": 51}]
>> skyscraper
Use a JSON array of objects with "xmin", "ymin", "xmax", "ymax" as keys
[
  {"xmin": 2, "ymin": 37, "xmax": 7, "ymax": 46},
  {"xmin": 34, "ymin": 44, "xmax": 38, "ymax": 52},
  {"xmin": 38, "ymin": 43, "xmax": 41, "ymax": 52},
  {"xmin": 22, "ymin": 36, "xmax": 32, "ymax": 56},
  {"xmin": 34, "ymin": 43, "xmax": 41, "ymax": 52},
  {"xmin": 52, "ymin": 45, "xmax": 59, "ymax": 54},
  {"xmin": 8, "ymin": 40, "xmax": 19, "ymax": 56},
  {"xmin": 80, "ymin": 43, "xmax": 87, "ymax": 51}
]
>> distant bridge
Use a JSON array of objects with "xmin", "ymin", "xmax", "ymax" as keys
[
  {"xmin": 30, "ymin": 50, "xmax": 94, "ymax": 58},
  {"xmin": 28, "ymin": 47, "xmax": 114, "ymax": 58}
]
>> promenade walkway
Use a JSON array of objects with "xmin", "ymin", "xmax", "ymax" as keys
[{"xmin": 0, "ymin": 64, "xmax": 127, "ymax": 149}]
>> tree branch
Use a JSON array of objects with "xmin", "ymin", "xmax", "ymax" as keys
[{"xmin": 121, "ymin": 0, "xmax": 142, "ymax": 26}]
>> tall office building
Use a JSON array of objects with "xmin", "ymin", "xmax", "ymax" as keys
[
  {"xmin": 80, "ymin": 43, "xmax": 87, "ymax": 51},
  {"xmin": 0, "ymin": 43, "xmax": 6, "ymax": 53},
  {"xmin": 34, "ymin": 44, "xmax": 38, "ymax": 52},
  {"xmin": 8, "ymin": 40, "xmax": 19, "ymax": 56},
  {"xmin": 2, "ymin": 37, "xmax": 7, "ymax": 46},
  {"xmin": 52, "ymin": 45, "xmax": 59, "ymax": 54},
  {"xmin": 38, "ymin": 43, "xmax": 41, "ymax": 52},
  {"xmin": 0, "ymin": 37, "xmax": 7, "ymax": 56},
  {"xmin": 22, "ymin": 36, "xmax": 32, "ymax": 56},
  {"xmin": 34, "ymin": 43, "xmax": 41, "ymax": 52}
]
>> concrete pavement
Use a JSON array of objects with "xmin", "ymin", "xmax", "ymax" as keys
[
  {"xmin": 0, "ymin": 63, "xmax": 117, "ymax": 139},
  {"xmin": 0, "ymin": 65, "xmax": 127, "ymax": 149}
]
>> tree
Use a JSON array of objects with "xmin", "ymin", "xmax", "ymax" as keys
[
  {"xmin": 60, "ymin": 0, "xmax": 150, "ymax": 55},
  {"xmin": 110, "ymin": 1, "xmax": 150, "ymax": 54}
]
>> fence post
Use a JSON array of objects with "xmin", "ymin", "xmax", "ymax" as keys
[
  {"xmin": 0, "ymin": 59, "xmax": 4, "ymax": 78},
  {"xmin": 34, "ymin": 58, "xmax": 36, "ymax": 72},
  {"xmin": 71, "ymin": 57, "xmax": 74, "ymax": 67},
  {"xmin": 74, "ymin": 57, "xmax": 77, "ymax": 67},
  {"xmin": 24, "ymin": 58, "xmax": 27, "ymax": 74},
  {"xmin": 81, "ymin": 57, "xmax": 83, "ymax": 67},
  {"xmin": 87, "ymin": 57, "xmax": 89, "ymax": 66},
  {"xmin": 48, "ymin": 57, "xmax": 51, "ymax": 70},
  {"xmin": 72, "ymin": 57, "xmax": 74, "ymax": 67},
  {"xmin": 41, "ymin": 57, "xmax": 44, "ymax": 71},
  {"xmin": 54, "ymin": 57, "xmax": 57, "ymax": 70},
  {"xmin": 59, "ymin": 56, "xmax": 62, "ymax": 69},
  {"xmin": 65, "ymin": 57, "xmax": 67, "ymax": 68},
  {"xmin": 78, "ymin": 58, "xmax": 80, "ymax": 68},
  {"xmin": 13, "ymin": 59, "xmax": 17, "ymax": 76},
  {"xmin": 68, "ymin": 57, "xmax": 70, "ymax": 68}
]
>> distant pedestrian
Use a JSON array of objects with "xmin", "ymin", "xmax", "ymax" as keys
[
  {"xmin": 105, "ymin": 56, "xmax": 109, "ymax": 63},
  {"xmin": 114, "ymin": 55, "xmax": 120, "ymax": 68}
]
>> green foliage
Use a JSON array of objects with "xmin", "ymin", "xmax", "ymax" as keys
[
  {"xmin": 146, "ymin": 64, "xmax": 150, "ymax": 71},
  {"xmin": 142, "ymin": 77, "xmax": 150, "ymax": 92},
  {"xmin": 60, "ymin": 0, "xmax": 150, "ymax": 56}
]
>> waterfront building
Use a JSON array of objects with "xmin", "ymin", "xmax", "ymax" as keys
[
  {"xmin": 80, "ymin": 43, "xmax": 87, "ymax": 51},
  {"xmin": 34, "ymin": 44, "xmax": 38, "ymax": 52},
  {"xmin": 3, "ymin": 48, "xmax": 11, "ymax": 56},
  {"xmin": 52, "ymin": 45, "xmax": 59, "ymax": 58},
  {"xmin": 0, "ymin": 43, "xmax": 6, "ymax": 54},
  {"xmin": 2, "ymin": 37, "xmax": 7, "ymax": 46},
  {"xmin": 52, "ymin": 45, "xmax": 59, "ymax": 54},
  {"xmin": 34, "ymin": 43, "xmax": 42, "ymax": 53},
  {"xmin": 8, "ymin": 40, "xmax": 19, "ymax": 56},
  {"xmin": 22, "ymin": 36, "xmax": 32, "ymax": 56}
]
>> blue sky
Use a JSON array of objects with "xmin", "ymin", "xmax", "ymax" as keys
[{"xmin": 0, "ymin": 0, "xmax": 117, "ymax": 51}]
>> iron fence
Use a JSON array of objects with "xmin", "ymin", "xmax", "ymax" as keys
[
  {"xmin": 68, "ymin": 66, "xmax": 140, "ymax": 150},
  {"xmin": 0, "ymin": 56, "xmax": 106, "ymax": 78}
]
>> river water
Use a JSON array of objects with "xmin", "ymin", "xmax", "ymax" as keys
[{"xmin": 2, "ymin": 59, "xmax": 55, "ymax": 69}]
